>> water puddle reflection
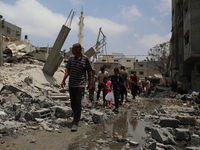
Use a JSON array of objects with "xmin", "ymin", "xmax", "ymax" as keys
[{"xmin": 65, "ymin": 112, "xmax": 149, "ymax": 150}]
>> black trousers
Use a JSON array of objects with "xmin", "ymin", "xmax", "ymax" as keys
[
  {"xmin": 69, "ymin": 86, "xmax": 84, "ymax": 125},
  {"xmin": 114, "ymin": 90, "xmax": 121, "ymax": 109},
  {"xmin": 97, "ymin": 83, "xmax": 105, "ymax": 102},
  {"xmin": 120, "ymin": 85, "xmax": 126, "ymax": 103},
  {"xmin": 132, "ymin": 85, "xmax": 138, "ymax": 98}
]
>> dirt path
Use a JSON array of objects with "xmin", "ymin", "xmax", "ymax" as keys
[{"xmin": 0, "ymin": 97, "xmax": 182, "ymax": 150}]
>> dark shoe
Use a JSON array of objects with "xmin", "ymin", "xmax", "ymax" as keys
[
  {"xmin": 113, "ymin": 108, "xmax": 119, "ymax": 113},
  {"xmin": 71, "ymin": 124, "xmax": 78, "ymax": 132}
]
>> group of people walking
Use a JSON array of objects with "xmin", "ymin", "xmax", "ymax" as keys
[
  {"xmin": 88, "ymin": 65, "xmax": 153, "ymax": 111},
  {"xmin": 61, "ymin": 43, "xmax": 152, "ymax": 132}
]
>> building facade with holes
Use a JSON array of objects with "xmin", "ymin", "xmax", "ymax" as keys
[
  {"xmin": 97, "ymin": 55, "xmax": 136, "ymax": 70},
  {"xmin": 130, "ymin": 60, "xmax": 162, "ymax": 80},
  {"xmin": 171, "ymin": 0, "xmax": 200, "ymax": 92}
]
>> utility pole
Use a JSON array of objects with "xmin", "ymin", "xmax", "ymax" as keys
[{"xmin": 0, "ymin": 15, "xmax": 3, "ymax": 66}]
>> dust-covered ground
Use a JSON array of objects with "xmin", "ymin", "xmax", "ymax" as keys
[{"xmin": 0, "ymin": 62, "xmax": 200, "ymax": 150}]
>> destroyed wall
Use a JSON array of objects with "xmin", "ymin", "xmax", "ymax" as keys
[
  {"xmin": 132, "ymin": 61, "xmax": 162, "ymax": 80},
  {"xmin": 2, "ymin": 20, "xmax": 21, "ymax": 41},
  {"xmin": 171, "ymin": 0, "xmax": 200, "ymax": 92}
]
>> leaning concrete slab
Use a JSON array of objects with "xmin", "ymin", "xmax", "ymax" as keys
[
  {"xmin": 84, "ymin": 47, "xmax": 96, "ymax": 59},
  {"xmin": 43, "ymin": 25, "xmax": 71, "ymax": 76}
]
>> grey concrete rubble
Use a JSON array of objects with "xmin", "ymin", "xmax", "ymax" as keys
[{"xmin": 1, "ymin": 62, "xmax": 200, "ymax": 149}]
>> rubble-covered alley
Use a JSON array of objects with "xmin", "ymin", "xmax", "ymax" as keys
[{"xmin": 0, "ymin": 60, "xmax": 200, "ymax": 150}]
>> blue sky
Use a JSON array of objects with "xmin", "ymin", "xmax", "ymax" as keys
[{"xmin": 0, "ymin": 0, "xmax": 171, "ymax": 60}]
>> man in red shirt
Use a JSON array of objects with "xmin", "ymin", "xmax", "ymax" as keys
[{"xmin": 130, "ymin": 71, "xmax": 139, "ymax": 99}]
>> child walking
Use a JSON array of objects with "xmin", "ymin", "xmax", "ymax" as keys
[{"xmin": 103, "ymin": 76, "xmax": 112, "ymax": 108}]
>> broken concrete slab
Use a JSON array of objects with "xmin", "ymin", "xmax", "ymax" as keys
[
  {"xmin": 49, "ymin": 93, "xmax": 69, "ymax": 101},
  {"xmin": 0, "ymin": 83, "xmax": 4, "ymax": 91},
  {"xmin": 186, "ymin": 147, "xmax": 200, "ymax": 150},
  {"xmin": 92, "ymin": 110, "xmax": 104, "ymax": 124},
  {"xmin": 159, "ymin": 117, "xmax": 180, "ymax": 128},
  {"xmin": 53, "ymin": 106, "xmax": 73, "ymax": 118},
  {"xmin": 129, "ymin": 140, "xmax": 139, "ymax": 146},
  {"xmin": 175, "ymin": 128, "xmax": 191, "ymax": 141},
  {"xmin": 151, "ymin": 127, "xmax": 176, "ymax": 145},
  {"xmin": 146, "ymin": 142, "xmax": 156, "ymax": 150},
  {"xmin": 175, "ymin": 116, "xmax": 197, "ymax": 126},
  {"xmin": 54, "ymin": 118, "xmax": 68, "ymax": 127},
  {"xmin": 6, "ymin": 94, "xmax": 21, "ymax": 104},
  {"xmin": 32, "ymin": 108, "xmax": 51, "ymax": 120}
]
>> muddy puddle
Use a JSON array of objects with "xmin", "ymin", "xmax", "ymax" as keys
[{"xmin": 65, "ymin": 112, "xmax": 149, "ymax": 150}]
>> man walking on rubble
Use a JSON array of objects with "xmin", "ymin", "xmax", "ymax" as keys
[
  {"xmin": 61, "ymin": 43, "xmax": 92, "ymax": 132},
  {"xmin": 119, "ymin": 66, "xmax": 129, "ymax": 104},
  {"xmin": 130, "ymin": 71, "xmax": 139, "ymax": 99},
  {"xmin": 96, "ymin": 66, "xmax": 109, "ymax": 105}
]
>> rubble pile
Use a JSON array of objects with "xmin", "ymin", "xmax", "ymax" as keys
[
  {"xmin": 0, "ymin": 63, "xmax": 116, "ymax": 138},
  {"xmin": 140, "ymin": 104, "xmax": 200, "ymax": 150}
]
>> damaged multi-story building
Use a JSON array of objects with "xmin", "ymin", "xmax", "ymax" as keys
[{"xmin": 171, "ymin": 0, "xmax": 200, "ymax": 91}]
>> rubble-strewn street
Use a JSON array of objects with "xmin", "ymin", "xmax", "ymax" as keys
[{"xmin": 0, "ymin": 61, "xmax": 200, "ymax": 150}]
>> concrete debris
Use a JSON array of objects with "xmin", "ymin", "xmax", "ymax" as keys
[
  {"xmin": 159, "ymin": 117, "xmax": 180, "ymax": 128},
  {"xmin": 151, "ymin": 127, "xmax": 176, "ymax": 145},
  {"xmin": 92, "ymin": 110, "xmax": 104, "ymax": 124},
  {"xmin": 53, "ymin": 106, "xmax": 73, "ymax": 118},
  {"xmin": 1, "ymin": 61, "xmax": 200, "ymax": 149},
  {"xmin": 175, "ymin": 128, "xmax": 191, "ymax": 141}
]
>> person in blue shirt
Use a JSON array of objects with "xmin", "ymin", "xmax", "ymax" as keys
[{"xmin": 111, "ymin": 67, "xmax": 128, "ymax": 113}]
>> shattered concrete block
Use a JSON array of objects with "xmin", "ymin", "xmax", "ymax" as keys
[
  {"xmin": 0, "ymin": 125, "xmax": 11, "ymax": 135},
  {"xmin": 6, "ymin": 94, "xmax": 21, "ymax": 104},
  {"xmin": 13, "ymin": 103, "xmax": 21, "ymax": 111},
  {"xmin": 4, "ymin": 85, "xmax": 23, "ymax": 94},
  {"xmin": 146, "ymin": 142, "xmax": 156, "ymax": 150},
  {"xmin": 175, "ymin": 128, "xmax": 191, "ymax": 141},
  {"xmin": 159, "ymin": 117, "xmax": 180, "ymax": 128},
  {"xmin": 0, "ymin": 83, "xmax": 3, "ymax": 91},
  {"xmin": 0, "ymin": 111, "xmax": 7, "ymax": 119},
  {"xmin": 54, "ymin": 118, "xmax": 68, "ymax": 127},
  {"xmin": 151, "ymin": 127, "xmax": 176, "ymax": 145},
  {"xmin": 0, "ymin": 121, "xmax": 24, "ymax": 135},
  {"xmin": 50, "ymin": 93, "xmax": 69, "ymax": 101},
  {"xmin": 176, "ymin": 116, "xmax": 197, "ymax": 126},
  {"xmin": 32, "ymin": 108, "xmax": 51, "ymax": 120},
  {"xmin": 53, "ymin": 106, "xmax": 73, "ymax": 118},
  {"xmin": 92, "ymin": 111, "xmax": 104, "ymax": 124},
  {"xmin": 24, "ymin": 76, "xmax": 33, "ymax": 85},
  {"xmin": 96, "ymin": 139, "xmax": 109, "ymax": 144},
  {"xmin": 186, "ymin": 147, "xmax": 200, "ymax": 150},
  {"xmin": 125, "ymin": 143, "xmax": 130, "ymax": 149},
  {"xmin": 24, "ymin": 112, "xmax": 33, "ymax": 121},
  {"xmin": 129, "ymin": 141, "xmax": 139, "ymax": 146},
  {"xmin": 117, "ymin": 135, "xmax": 126, "ymax": 142}
]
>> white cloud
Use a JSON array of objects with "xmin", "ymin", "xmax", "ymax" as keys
[
  {"xmin": 69, "ymin": 0, "xmax": 82, "ymax": 5},
  {"xmin": 0, "ymin": 0, "xmax": 127, "ymax": 39},
  {"xmin": 121, "ymin": 5, "xmax": 142, "ymax": 20},
  {"xmin": 0, "ymin": 0, "xmax": 68, "ymax": 38},
  {"xmin": 85, "ymin": 16, "xmax": 128, "ymax": 36},
  {"xmin": 155, "ymin": 0, "xmax": 171, "ymax": 16},
  {"xmin": 139, "ymin": 33, "xmax": 170, "ymax": 49}
]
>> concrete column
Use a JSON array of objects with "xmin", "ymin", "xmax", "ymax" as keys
[{"xmin": 43, "ymin": 25, "xmax": 71, "ymax": 76}]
